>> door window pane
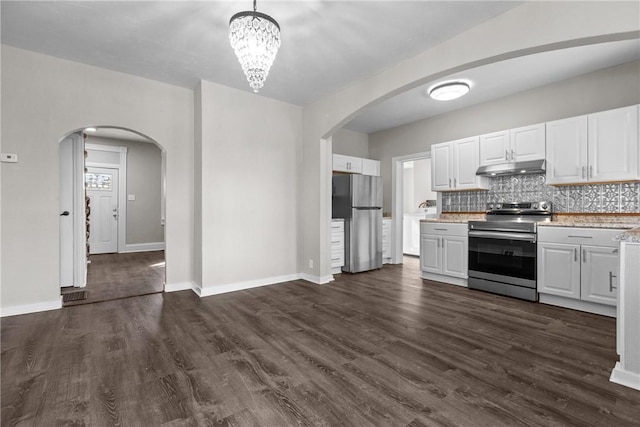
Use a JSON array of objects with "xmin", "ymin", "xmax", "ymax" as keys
[{"xmin": 85, "ymin": 173, "xmax": 112, "ymax": 190}]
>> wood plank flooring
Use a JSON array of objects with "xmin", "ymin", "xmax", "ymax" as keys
[
  {"xmin": 3, "ymin": 257, "xmax": 639, "ymax": 426},
  {"xmin": 62, "ymin": 250, "xmax": 165, "ymax": 306}
]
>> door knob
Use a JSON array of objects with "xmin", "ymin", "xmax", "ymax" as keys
[{"xmin": 60, "ymin": 211, "xmax": 70, "ymax": 216}]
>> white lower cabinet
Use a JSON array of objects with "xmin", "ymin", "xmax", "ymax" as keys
[
  {"xmin": 382, "ymin": 218, "xmax": 392, "ymax": 264},
  {"xmin": 330, "ymin": 220, "xmax": 345, "ymax": 274},
  {"xmin": 420, "ymin": 222, "xmax": 468, "ymax": 286},
  {"xmin": 537, "ymin": 226, "xmax": 621, "ymax": 316}
]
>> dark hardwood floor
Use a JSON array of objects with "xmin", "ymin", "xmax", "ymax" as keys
[
  {"xmin": 3, "ymin": 257, "xmax": 639, "ymax": 426},
  {"xmin": 62, "ymin": 250, "xmax": 165, "ymax": 306}
]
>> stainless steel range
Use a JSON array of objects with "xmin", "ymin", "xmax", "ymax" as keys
[{"xmin": 468, "ymin": 201, "xmax": 552, "ymax": 301}]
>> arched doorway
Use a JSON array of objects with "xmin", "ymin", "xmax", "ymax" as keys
[{"xmin": 59, "ymin": 126, "xmax": 166, "ymax": 305}]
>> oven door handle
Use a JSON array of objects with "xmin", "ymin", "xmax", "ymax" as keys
[{"xmin": 469, "ymin": 230, "xmax": 537, "ymax": 242}]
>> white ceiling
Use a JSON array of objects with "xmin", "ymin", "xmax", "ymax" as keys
[{"xmin": 2, "ymin": 1, "xmax": 639, "ymax": 134}]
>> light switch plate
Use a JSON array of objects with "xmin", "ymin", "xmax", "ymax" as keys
[
  {"xmin": 1, "ymin": 153, "xmax": 18, "ymax": 163},
  {"xmin": 128, "ymin": 194, "xmax": 136, "ymax": 201}
]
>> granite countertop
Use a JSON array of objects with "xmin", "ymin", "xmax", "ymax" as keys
[
  {"xmin": 540, "ymin": 214, "xmax": 640, "ymax": 230},
  {"xmin": 538, "ymin": 222, "xmax": 638, "ymax": 229},
  {"xmin": 419, "ymin": 213, "xmax": 640, "ymax": 230},
  {"xmin": 420, "ymin": 213, "xmax": 485, "ymax": 224},
  {"xmin": 616, "ymin": 226, "xmax": 640, "ymax": 243}
]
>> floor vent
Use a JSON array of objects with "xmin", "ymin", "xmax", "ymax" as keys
[{"xmin": 62, "ymin": 290, "xmax": 88, "ymax": 303}]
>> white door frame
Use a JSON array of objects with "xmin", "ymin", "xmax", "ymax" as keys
[
  {"xmin": 391, "ymin": 151, "xmax": 441, "ymax": 264},
  {"xmin": 85, "ymin": 143, "xmax": 127, "ymax": 253},
  {"xmin": 59, "ymin": 132, "xmax": 87, "ymax": 287}
]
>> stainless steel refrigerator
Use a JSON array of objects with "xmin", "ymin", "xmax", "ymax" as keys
[{"xmin": 332, "ymin": 175, "xmax": 383, "ymax": 273}]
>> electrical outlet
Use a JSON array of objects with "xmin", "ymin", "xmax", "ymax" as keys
[{"xmin": 308, "ymin": 259, "xmax": 313, "ymax": 269}]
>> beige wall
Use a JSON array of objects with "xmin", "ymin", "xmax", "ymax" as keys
[
  {"xmin": 1, "ymin": 45, "xmax": 194, "ymax": 311},
  {"xmin": 332, "ymin": 128, "xmax": 369, "ymax": 158},
  {"xmin": 194, "ymin": 81, "xmax": 301, "ymax": 293},
  {"xmin": 369, "ymin": 60, "xmax": 640, "ymax": 211},
  {"xmin": 86, "ymin": 136, "xmax": 164, "ymax": 245}
]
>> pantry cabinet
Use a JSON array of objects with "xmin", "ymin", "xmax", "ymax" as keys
[
  {"xmin": 479, "ymin": 123, "xmax": 545, "ymax": 166},
  {"xmin": 546, "ymin": 105, "xmax": 639, "ymax": 185},
  {"xmin": 537, "ymin": 226, "xmax": 622, "ymax": 315},
  {"xmin": 431, "ymin": 137, "xmax": 489, "ymax": 191},
  {"xmin": 420, "ymin": 222, "xmax": 468, "ymax": 286}
]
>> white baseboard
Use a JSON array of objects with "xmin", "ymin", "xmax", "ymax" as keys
[
  {"xmin": 197, "ymin": 273, "xmax": 302, "ymax": 298},
  {"xmin": 539, "ymin": 294, "xmax": 616, "ymax": 317},
  {"xmin": 1, "ymin": 297, "xmax": 63, "ymax": 317},
  {"xmin": 300, "ymin": 273, "xmax": 334, "ymax": 285},
  {"xmin": 122, "ymin": 242, "xmax": 165, "ymax": 253},
  {"xmin": 610, "ymin": 362, "xmax": 640, "ymax": 391},
  {"xmin": 164, "ymin": 281, "xmax": 194, "ymax": 293},
  {"xmin": 421, "ymin": 272, "xmax": 468, "ymax": 287}
]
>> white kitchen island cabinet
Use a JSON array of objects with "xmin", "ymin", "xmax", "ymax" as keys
[
  {"xmin": 420, "ymin": 222, "xmax": 467, "ymax": 286},
  {"xmin": 537, "ymin": 226, "xmax": 622, "ymax": 316},
  {"xmin": 546, "ymin": 105, "xmax": 639, "ymax": 185},
  {"xmin": 431, "ymin": 137, "xmax": 489, "ymax": 192},
  {"xmin": 610, "ymin": 236, "xmax": 640, "ymax": 391}
]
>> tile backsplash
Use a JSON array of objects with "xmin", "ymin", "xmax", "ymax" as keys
[{"xmin": 442, "ymin": 173, "xmax": 640, "ymax": 213}]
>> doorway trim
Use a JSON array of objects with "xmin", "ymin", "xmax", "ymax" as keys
[
  {"xmin": 391, "ymin": 151, "xmax": 439, "ymax": 264},
  {"xmin": 85, "ymin": 143, "xmax": 127, "ymax": 253}
]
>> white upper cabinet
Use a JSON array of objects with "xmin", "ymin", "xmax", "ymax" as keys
[
  {"xmin": 431, "ymin": 142, "xmax": 453, "ymax": 191},
  {"xmin": 361, "ymin": 158, "xmax": 381, "ymax": 176},
  {"xmin": 333, "ymin": 154, "xmax": 362, "ymax": 174},
  {"xmin": 431, "ymin": 137, "xmax": 489, "ymax": 192},
  {"xmin": 333, "ymin": 154, "xmax": 381, "ymax": 176},
  {"xmin": 546, "ymin": 115, "xmax": 588, "ymax": 184},
  {"xmin": 588, "ymin": 105, "xmax": 639, "ymax": 183},
  {"xmin": 547, "ymin": 105, "xmax": 639, "ymax": 185},
  {"xmin": 479, "ymin": 130, "xmax": 509, "ymax": 165},
  {"xmin": 479, "ymin": 124, "xmax": 545, "ymax": 166},
  {"xmin": 511, "ymin": 123, "xmax": 546, "ymax": 162}
]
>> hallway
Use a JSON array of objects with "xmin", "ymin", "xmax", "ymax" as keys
[{"xmin": 62, "ymin": 250, "xmax": 165, "ymax": 306}]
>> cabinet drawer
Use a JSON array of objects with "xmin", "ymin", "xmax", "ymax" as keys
[
  {"xmin": 420, "ymin": 222, "xmax": 467, "ymax": 237},
  {"xmin": 538, "ymin": 226, "xmax": 623, "ymax": 247}
]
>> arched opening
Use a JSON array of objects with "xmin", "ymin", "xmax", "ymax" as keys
[{"xmin": 58, "ymin": 126, "xmax": 166, "ymax": 305}]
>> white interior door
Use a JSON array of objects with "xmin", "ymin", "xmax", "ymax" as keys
[
  {"xmin": 87, "ymin": 167, "xmax": 119, "ymax": 254},
  {"xmin": 60, "ymin": 133, "xmax": 87, "ymax": 288},
  {"xmin": 59, "ymin": 138, "xmax": 74, "ymax": 286}
]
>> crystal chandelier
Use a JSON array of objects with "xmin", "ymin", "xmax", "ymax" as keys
[{"xmin": 229, "ymin": 0, "xmax": 281, "ymax": 93}]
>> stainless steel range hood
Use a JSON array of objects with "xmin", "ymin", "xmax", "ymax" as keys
[{"xmin": 476, "ymin": 159, "xmax": 546, "ymax": 177}]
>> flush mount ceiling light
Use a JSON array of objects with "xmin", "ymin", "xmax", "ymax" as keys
[
  {"xmin": 229, "ymin": 0, "xmax": 281, "ymax": 93},
  {"xmin": 428, "ymin": 81, "xmax": 470, "ymax": 101}
]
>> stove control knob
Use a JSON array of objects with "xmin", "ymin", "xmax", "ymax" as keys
[
  {"xmin": 496, "ymin": 204, "xmax": 502, "ymax": 210},
  {"xmin": 540, "ymin": 202, "xmax": 548, "ymax": 210},
  {"xmin": 532, "ymin": 203, "xmax": 539, "ymax": 209}
]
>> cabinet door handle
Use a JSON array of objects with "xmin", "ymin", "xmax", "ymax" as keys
[
  {"xmin": 613, "ymin": 248, "xmax": 619, "ymax": 254},
  {"xmin": 568, "ymin": 235, "xmax": 592, "ymax": 239},
  {"xmin": 582, "ymin": 166, "xmax": 586, "ymax": 179},
  {"xmin": 434, "ymin": 228, "xmax": 448, "ymax": 231},
  {"xmin": 511, "ymin": 149, "xmax": 515, "ymax": 161},
  {"xmin": 449, "ymin": 178, "xmax": 452, "ymax": 188},
  {"xmin": 574, "ymin": 248, "xmax": 578, "ymax": 262},
  {"xmin": 582, "ymin": 248, "xmax": 586, "ymax": 263},
  {"xmin": 589, "ymin": 165, "xmax": 593, "ymax": 179},
  {"xmin": 505, "ymin": 150, "xmax": 509, "ymax": 160},
  {"xmin": 453, "ymin": 178, "xmax": 457, "ymax": 188},
  {"xmin": 609, "ymin": 271, "xmax": 617, "ymax": 292}
]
